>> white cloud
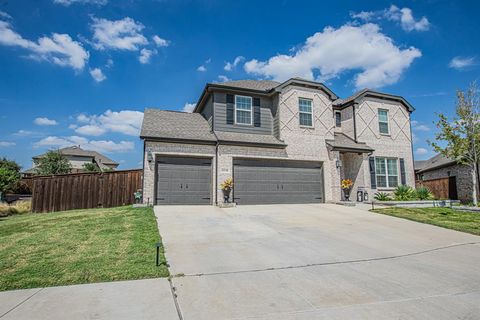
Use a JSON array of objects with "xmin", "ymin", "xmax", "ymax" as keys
[
  {"xmin": 139, "ymin": 48, "xmax": 156, "ymax": 64},
  {"xmin": 53, "ymin": 0, "xmax": 107, "ymax": 5},
  {"xmin": 91, "ymin": 17, "xmax": 148, "ymax": 51},
  {"xmin": 72, "ymin": 110, "xmax": 143, "ymax": 136},
  {"xmin": 90, "ymin": 67, "xmax": 106, "ymax": 82},
  {"xmin": 105, "ymin": 58, "xmax": 114, "ymax": 68},
  {"xmin": 197, "ymin": 58, "xmax": 210, "ymax": 72},
  {"xmin": 0, "ymin": 141, "xmax": 15, "ymax": 147},
  {"xmin": 218, "ymin": 75, "xmax": 231, "ymax": 82},
  {"xmin": 448, "ymin": 56, "xmax": 477, "ymax": 70},
  {"xmin": 0, "ymin": 11, "xmax": 12, "ymax": 20},
  {"xmin": 34, "ymin": 117, "xmax": 58, "ymax": 126},
  {"xmin": 35, "ymin": 135, "xmax": 134, "ymax": 153},
  {"xmin": 244, "ymin": 23, "xmax": 421, "ymax": 89},
  {"xmin": 351, "ymin": 5, "xmax": 430, "ymax": 32},
  {"xmin": 14, "ymin": 130, "xmax": 35, "ymax": 136},
  {"xmin": 0, "ymin": 20, "xmax": 89, "ymax": 70},
  {"xmin": 224, "ymin": 56, "xmax": 244, "ymax": 71},
  {"xmin": 152, "ymin": 35, "xmax": 169, "ymax": 47},
  {"xmin": 415, "ymin": 147, "xmax": 428, "ymax": 156},
  {"xmin": 386, "ymin": 5, "xmax": 430, "ymax": 32},
  {"xmin": 183, "ymin": 103, "xmax": 196, "ymax": 113},
  {"xmin": 411, "ymin": 120, "xmax": 430, "ymax": 132}
]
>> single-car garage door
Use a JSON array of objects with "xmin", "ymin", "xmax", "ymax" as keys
[
  {"xmin": 155, "ymin": 156, "xmax": 212, "ymax": 205},
  {"xmin": 233, "ymin": 159, "xmax": 324, "ymax": 205}
]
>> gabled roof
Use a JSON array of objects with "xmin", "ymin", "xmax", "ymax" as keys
[
  {"xmin": 333, "ymin": 89, "xmax": 415, "ymax": 112},
  {"xmin": 215, "ymin": 80, "xmax": 280, "ymax": 91},
  {"xmin": 33, "ymin": 146, "xmax": 118, "ymax": 166},
  {"xmin": 416, "ymin": 154, "xmax": 457, "ymax": 173},
  {"xmin": 140, "ymin": 108, "xmax": 217, "ymax": 142},
  {"xmin": 274, "ymin": 77, "xmax": 338, "ymax": 100},
  {"xmin": 326, "ymin": 133, "xmax": 374, "ymax": 153}
]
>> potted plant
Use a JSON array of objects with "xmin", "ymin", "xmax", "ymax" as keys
[
  {"xmin": 341, "ymin": 179, "xmax": 353, "ymax": 201},
  {"xmin": 220, "ymin": 178, "xmax": 233, "ymax": 203}
]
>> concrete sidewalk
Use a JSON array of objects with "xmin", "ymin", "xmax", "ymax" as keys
[{"xmin": 0, "ymin": 278, "xmax": 179, "ymax": 320}]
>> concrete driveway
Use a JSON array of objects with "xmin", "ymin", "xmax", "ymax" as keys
[{"xmin": 155, "ymin": 204, "xmax": 480, "ymax": 320}]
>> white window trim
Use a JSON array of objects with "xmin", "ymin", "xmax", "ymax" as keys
[
  {"xmin": 234, "ymin": 95, "xmax": 253, "ymax": 126},
  {"xmin": 298, "ymin": 97, "xmax": 314, "ymax": 128},
  {"xmin": 375, "ymin": 157, "xmax": 399, "ymax": 189},
  {"xmin": 378, "ymin": 109, "xmax": 390, "ymax": 135}
]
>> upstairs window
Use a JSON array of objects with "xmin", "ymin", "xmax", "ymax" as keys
[
  {"xmin": 375, "ymin": 157, "xmax": 398, "ymax": 188},
  {"xmin": 378, "ymin": 109, "xmax": 389, "ymax": 134},
  {"xmin": 335, "ymin": 111, "xmax": 342, "ymax": 127},
  {"xmin": 299, "ymin": 98, "xmax": 313, "ymax": 127},
  {"xmin": 235, "ymin": 95, "xmax": 252, "ymax": 125}
]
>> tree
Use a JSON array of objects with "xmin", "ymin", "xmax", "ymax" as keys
[
  {"xmin": 34, "ymin": 150, "xmax": 72, "ymax": 175},
  {"xmin": 83, "ymin": 162, "xmax": 100, "ymax": 172},
  {"xmin": 0, "ymin": 158, "xmax": 21, "ymax": 195},
  {"xmin": 430, "ymin": 81, "xmax": 480, "ymax": 206}
]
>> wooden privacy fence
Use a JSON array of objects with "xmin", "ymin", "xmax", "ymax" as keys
[
  {"xmin": 416, "ymin": 176, "xmax": 457, "ymax": 200},
  {"xmin": 32, "ymin": 169, "xmax": 142, "ymax": 213}
]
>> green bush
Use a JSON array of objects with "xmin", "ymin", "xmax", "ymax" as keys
[
  {"xmin": 374, "ymin": 192, "xmax": 392, "ymax": 201},
  {"xmin": 415, "ymin": 186, "xmax": 434, "ymax": 200},
  {"xmin": 393, "ymin": 185, "xmax": 415, "ymax": 201}
]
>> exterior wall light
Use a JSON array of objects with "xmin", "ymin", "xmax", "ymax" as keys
[
  {"xmin": 336, "ymin": 160, "xmax": 342, "ymax": 168},
  {"xmin": 147, "ymin": 151, "xmax": 153, "ymax": 162}
]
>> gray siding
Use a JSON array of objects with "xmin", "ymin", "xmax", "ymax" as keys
[
  {"xmin": 213, "ymin": 91, "xmax": 273, "ymax": 135},
  {"xmin": 201, "ymin": 95, "xmax": 213, "ymax": 129}
]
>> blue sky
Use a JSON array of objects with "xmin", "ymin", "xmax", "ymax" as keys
[{"xmin": 0, "ymin": 0, "xmax": 479, "ymax": 170}]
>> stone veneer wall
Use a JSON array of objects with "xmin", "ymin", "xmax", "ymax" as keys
[
  {"xmin": 420, "ymin": 163, "xmax": 476, "ymax": 203},
  {"xmin": 143, "ymin": 140, "xmax": 216, "ymax": 205}
]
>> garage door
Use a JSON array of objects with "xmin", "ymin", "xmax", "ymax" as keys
[
  {"xmin": 155, "ymin": 156, "xmax": 212, "ymax": 205},
  {"xmin": 233, "ymin": 159, "xmax": 324, "ymax": 205}
]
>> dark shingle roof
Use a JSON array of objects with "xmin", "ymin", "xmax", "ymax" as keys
[
  {"xmin": 333, "ymin": 89, "xmax": 415, "ymax": 112},
  {"xmin": 326, "ymin": 133, "xmax": 374, "ymax": 152},
  {"xmin": 414, "ymin": 160, "xmax": 427, "ymax": 171},
  {"xmin": 214, "ymin": 80, "xmax": 281, "ymax": 92},
  {"xmin": 416, "ymin": 154, "xmax": 457, "ymax": 173},
  {"xmin": 140, "ymin": 109, "xmax": 216, "ymax": 142},
  {"xmin": 214, "ymin": 131, "xmax": 286, "ymax": 147},
  {"xmin": 33, "ymin": 146, "xmax": 118, "ymax": 166}
]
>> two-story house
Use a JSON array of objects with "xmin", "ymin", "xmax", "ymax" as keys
[{"xmin": 140, "ymin": 78, "xmax": 415, "ymax": 205}]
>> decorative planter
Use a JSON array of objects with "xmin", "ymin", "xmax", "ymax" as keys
[
  {"xmin": 222, "ymin": 188, "xmax": 231, "ymax": 203},
  {"xmin": 343, "ymin": 188, "xmax": 351, "ymax": 201}
]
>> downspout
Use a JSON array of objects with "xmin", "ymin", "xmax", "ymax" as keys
[{"xmin": 212, "ymin": 91, "xmax": 219, "ymax": 206}]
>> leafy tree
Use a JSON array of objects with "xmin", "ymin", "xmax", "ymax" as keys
[
  {"xmin": 0, "ymin": 158, "xmax": 21, "ymax": 194},
  {"xmin": 83, "ymin": 162, "xmax": 100, "ymax": 172},
  {"xmin": 34, "ymin": 150, "xmax": 72, "ymax": 175},
  {"xmin": 430, "ymin": 81, "xmax": 480, "ymax": 206}
]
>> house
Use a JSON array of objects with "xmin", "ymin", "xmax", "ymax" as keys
[
  {"xmin": 140, "ymin": 78, "xmax": 415, "ymax": 205},
  {"xmin": 25, "ymin": 146, "xmax": 119, "ymax": 175},
  {"xmin": 415, "ymin": 153, "xmax": 480, "ymax": 203}
]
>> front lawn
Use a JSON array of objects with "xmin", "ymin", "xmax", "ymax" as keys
[
  {"xmin": 0, "ymin": 206, "xmax": 168, "ymax": 291},
  {"xmin": 372, "ymin": 207, "xmax": 480, "ymax": 236}
]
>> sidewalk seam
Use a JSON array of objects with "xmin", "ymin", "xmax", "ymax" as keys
[{"xmin": 0, "ymin": 288, "xmax": 44, "ymax": 318}]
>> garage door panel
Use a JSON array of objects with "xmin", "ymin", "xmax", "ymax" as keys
[
  {"xmin": 156, "ymin": 157, "xmax": 212, "ymax": 205},
  {"xmin": 233, "ymin": 159, "xmax": 324, "ymax": 205}
]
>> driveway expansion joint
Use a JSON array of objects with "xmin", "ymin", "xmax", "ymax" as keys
[
  {"xmin": 181, "ymin": 241, "xmax": 480, "ymax": 278},
  {"xmin": 0, "ymin": 288, "xmax": 44, "ymax": 318}
]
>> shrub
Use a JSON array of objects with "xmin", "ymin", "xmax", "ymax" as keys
[
  {"xmin": 374, "ymin": 192, "xmax": 392, "ymax": 201},
  {"xmin": 415, "ymin": 186, "xmax": 434, "ymax": 200},
  {"xmin": 393, "ymin": 185, "xmax": 415, "ymax": 201},
  {"xmin": 0, "ymin": 200, "xmax": 31, "ymax": 217}
]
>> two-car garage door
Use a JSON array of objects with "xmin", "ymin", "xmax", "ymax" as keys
[
  {"xmin": 155, "ymin": 156, "xmax": 324, "ymax": 205},
  {"xmin": 233, "ymin": 159, "xmax": 324, "ymax": 205}
]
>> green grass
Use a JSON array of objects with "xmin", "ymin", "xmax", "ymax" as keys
[
  {"xmin": 0, "ymin": 206, "xmax": 168, "ymax": 291},
  {"xmin": 372, "ymin": 207, "xmax": 480, "ymax": 236}
]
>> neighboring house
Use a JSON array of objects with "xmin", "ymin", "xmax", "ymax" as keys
[
  {"xmin": 415, "ymin": 154, "xmax": 480, "ymax": 203},
  {"xmin": 140, "ymin": 78, "xmax": 415, "ymax": 205},
  {"xmin": 25, "ymin": 146, "xmax": 119, "ymax": 175}
]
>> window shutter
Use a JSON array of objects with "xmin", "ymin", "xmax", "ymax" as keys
[
  {"xmin": 369, "ymin": 157, "xmax": 377, "ymax": 189},
  {"xmin": 399, "ymin": 158, "xmax": 406, "ymax": 185},
  {"xmin": 226, "ymin": 94, "xmax": 234, "ymax": 125},
  {"xmin": 253, "ymin": 97, "xmax": 261, "ymax": 127}
]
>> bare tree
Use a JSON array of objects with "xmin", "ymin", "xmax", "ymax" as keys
[{"xmin": 430, "ymin": 81, "xmax": 480, "ymax": 206}]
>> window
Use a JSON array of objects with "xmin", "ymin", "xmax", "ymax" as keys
[
  {"xmin": 335, "ymin": 111, "xmax": 342, "ymax": 127},
  {"xmin": 378, "ymin": 109, "xmax": 389, "ymax": 134},
  {"xmin": 299, "ymin": 98, "xmax": 313, "ymax": 127},
  {"xmin": 375, "ymin": 157, "xmax": 398, "ymax": 188},
  {"xmin": 235, "ymin": 95, "xmax": 252, "ymax": 125}
]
